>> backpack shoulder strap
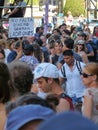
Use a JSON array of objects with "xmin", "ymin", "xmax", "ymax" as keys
[
  {"xmin": 61, "ymin": 65, "xmax": 67, "ymax": 81},
  {"xmin": 60, "ymin": 93, "xmax": 74, "ymax": 110},
  {"xmin": 76, "ymin": 60, "xmax": 82, "ymax": 74}
]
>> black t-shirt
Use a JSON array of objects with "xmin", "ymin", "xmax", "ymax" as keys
[{"xmin": 52, "ymin": 55, "xmax": 59, "ymax": 65}]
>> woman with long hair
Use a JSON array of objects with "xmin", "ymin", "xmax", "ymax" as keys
[
  {"xmin": 81, "ymin": 62, "xmax": 98, "ymax": 124},
  {"xmin": 74, "ymin": 40, "xmax": 88, "ymax": 64}
]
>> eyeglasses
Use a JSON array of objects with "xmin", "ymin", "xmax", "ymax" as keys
[{"xmin": 80, "ymin": 72, "xmax": 93, "ymax": 78}]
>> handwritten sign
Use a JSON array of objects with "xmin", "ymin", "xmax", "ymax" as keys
[{"xmin": 9, "ymin": 17, "xmax": 34, "ymax": 38}]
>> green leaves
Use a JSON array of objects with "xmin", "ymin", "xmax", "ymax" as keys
[{"xmin": 64, "ymin": 0, "xmax": 85, "ymax": 17}]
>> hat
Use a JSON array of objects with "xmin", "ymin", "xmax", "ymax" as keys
[
  {"xmin": 33, "ymin": 63, "xmax": 59, "ymax": 79},
  {"xmin": 77, "ymin": 40, "xmax": 85, "ymax": 45},
  {"xmin": 6, "ymin": 105, "xmax": 55, "ymax": 130},
  {"xmin": 38, "ymin": 111, "xmax": 98, "ymax": 130}
]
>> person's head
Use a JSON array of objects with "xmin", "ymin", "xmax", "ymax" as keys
[
  {"xmin": 77, "ymin": 32, "xmax": 87, "ymax": 41},
  {"xmin": 36, "ymin": 27, "xmax": 40, "ymax": 33},
  {"xmin": 70, "ymin": 26, "xmax": 76, "ymax": 34},
  {"xmin": 49, "ymin": 39, "xmax": 55, "ymax": 55},
  {"xmin": 0, "ymin": 62, "xmax": 13, "ymax": 103},
  {"xmin": 63, "ymin": 50, "xmax": 74, "ymax": 66},
  {"xmin": 27, "ymin": 36, "xmax": 35, "ymax": 44},
  {"xmin": 5, "ymin": 104, "xmax": 55, "ymax": 130},
  {"xmin": 54, "ymin": 39, "xmax": 63, "ymax": 55},
  {"xmin": 59, "ymin": 25, "xmax": 65, "ymax": 33},
  {"xmin": 0, "ymin": 39, "xmax": 7, "ymax": 49},
  {"xmin": 7, "ymin": 39, "xmax": 15, "ymax": 51},
  {"xmin": 62, "ymin": 38, "xmax": 74, "ymax": 51},
  {"xmin": 8, "ymin": 61, "xmax": 33, "ymax": 96},
  {"xmin": 23, "ymin": 44, "xmax": 34, "ymax": 56},
  {"xmin": 52, "ymin": 28, "xmax": 60, "ymax": 36},
  {"xmin": 93, "ymin": 25, "xmax": 98, "ymax": 37},
  {"xmin": 32, "ymin": 42, "xmax": 43, "ymax": 63},
  {"xmin": 62, "ymin": 29, "xmax": 71, "ymax": 38},
  {"xmin": 6, "ymin": 93, "xmax": 59, "ymax": 115},
  {"xmin": 22, "ymin": 39, "xmax": 30, "ymax": 50},
  {"xmin": 61, "ymin": 23, "xmax": 67, "ymax": 31},
  {"xmin": 48, "ymin": 34, "xmax": 60, "ymax": 43},
  {"xmin": 40, "ymin": 35, "xmax": 47, "ymax": 45},
  {"xmin": 84, "ymin": 27, "xmax": 91, "ymax": 34},
  {"xmin": 48, "ymin": 24, "xmax": 52, "ymax": 31},
  {"xmin": 33, "ymin": 63, "xmax": 59, "ymax": 93},
  {"xmin": 81, "ymin": 62, "xmax": 98, "ymax": 87},
  {"xmin": 74, "ymin": 40, "xmax": 87, "ymax": 52},
  {"xmin": 14, "ymin": 40, "xmax": 23, "ymax": 52},
  {"xmin": 38, "ymin": 111, "xmax": 98, "ymax": 130}
]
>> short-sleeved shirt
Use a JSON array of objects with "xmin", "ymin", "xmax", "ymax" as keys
[
  {"xmin": 7, "ymin": 50, "xmax": 17, "ymax": 63},
  {"xmin": 59, "ymin": 60, "xmax": 86, "ymax": 98},
  {"xmin": 19, "ymin": 55, "xmax": 38, "ymax": 73},
  {"xmin": 82, "ymin": 87, "xmax": 98, "ymax": 124}
]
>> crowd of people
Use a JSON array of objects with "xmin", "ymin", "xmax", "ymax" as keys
[{"xmin": 0, "ymin": 5, "xmax": 98, "ymax": 129}]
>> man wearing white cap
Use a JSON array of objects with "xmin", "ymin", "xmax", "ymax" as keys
[{"xmin": 33, "ymin": 63, "xmax": 74, "ymax": 112}]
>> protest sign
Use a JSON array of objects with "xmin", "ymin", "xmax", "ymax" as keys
[{"xmin": 9, "ymin": 17, "xmax": 34, "ymax": 38}]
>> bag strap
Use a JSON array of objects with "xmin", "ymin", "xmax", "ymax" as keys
[
  {"xmin": 76, "ymin": 60, "xmax": 82, "ymax": 74},
  {"xmin": 61, "ymin": 65, "xmax": 67, "ymax": 81},
  {"xmin": 61, "ymin": 61, "xmax": 82, "ymax": 80},
  {"xmin": 60, "ymin": 93, "xmax": 74, "ymax": 110}
]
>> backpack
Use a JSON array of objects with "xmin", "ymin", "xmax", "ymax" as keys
[
  {"xmin": 87, "ymin": 41, "xmax": 98, "ymax": 62},
  {"xmin": 61, "ymin": 60, "xmax": 82, "ymax": 81},
  {"xmin": 60, "ymin": 93, "xmax": 74, "ymax": 110}
]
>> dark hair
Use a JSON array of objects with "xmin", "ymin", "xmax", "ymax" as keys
[
  {"xmin": 44, "ymin": 77, "xmax": 60, "ymax": 84},
  {"xmin": 49, "ymin": 39, "xmax": 55, "ymax": 49},
  {"xmin": 6, "ymin": 93, "xmax": 59, "ymax": 114},
  {"xmin": 7, "ymin": 39, "xmax": 15, "ymax": 49},
  {"xmin": 64, "ymin": 38, "xmax": 74, "ymax": 49},
  {"xmin": 36, "ymin": 27, "xmax": 40, "ymax": 33},
  {"xmin": 63, "ymin": 50, "xmax": 74, "ymax": 56},
  {"xmin": 0, "ymin": 48, "xmax": 5, "ymax": 58},
  {"xmin": 48, "ymin": 34, "xmax": 60, "ymax": 43},
  {"xmin": 46, "ymin": 94, "xmax": 59, "ymax": 106},
  {"xmin": 55, "ymin": 39, "xmax": 62, "ymax": 46},
  {"xmin": 63, "ymin": 29, "xmax": 71, "ymax": 36},
  {"xmin": 32, "ymin": 43, "xmax": 43, "ymax": 63},
  {"xmin": 52, "ymin": 28, "xmax": 60, "ymax": 35},
  {"xmin": 14, "ymin": 40, "xmax": 23, "ymax": 49},
  {"xmin": 35, "ymin": 39, "xmax": 43, "ymax": 47},
  {"xmin": 70, "ymin": 26, "xmax": 76, "ymax": 34},
  {"xmin": 23, "ymin": 44, "xmax": 34, "ymax": 55},
  {"xmin": 8, "ymin": 61, "xmax": 33, "ymax": 96},
  {"xmin": 22, "ymin": 39, "xmax": 30, "ymax": 49},
  {"xmin": 0, "ymin": 62, "xmax": 13, "ymax": 103}
]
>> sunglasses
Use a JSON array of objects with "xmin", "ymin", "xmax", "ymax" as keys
[{"xmin": 80, "ymin": 72, "xmax": 93, "ymax": 78}]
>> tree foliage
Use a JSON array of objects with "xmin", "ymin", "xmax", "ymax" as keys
[
  {"xmin": 64, "ymin": 0, "xmax": 85, "ymax": 17},
  {"xmin": 8, "ymin": 0, "xmax": 39, "ymax": 5}
]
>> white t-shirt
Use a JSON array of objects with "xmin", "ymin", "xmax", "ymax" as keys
[{"xmin": 59, "ymin": 60, "xmax": 86, "ymax": 98}]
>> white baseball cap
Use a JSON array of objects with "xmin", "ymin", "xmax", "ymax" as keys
[{"xmin": 33, "ymin": 63, "xmax": 59, "ymax": 79}]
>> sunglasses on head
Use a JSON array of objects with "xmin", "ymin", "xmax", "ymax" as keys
[{"xmin": 80, "ymin": 72, "xmax": 93, "ymax": 78}]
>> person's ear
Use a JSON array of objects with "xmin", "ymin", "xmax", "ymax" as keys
[{"xmin": 92, "ymin": 75, "xmax": 97, "ymax": 81}]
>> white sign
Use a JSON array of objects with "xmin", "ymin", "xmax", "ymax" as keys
[{"xmin": 9, "ymin": 17, "xmax": 34, "ymax": 38}]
